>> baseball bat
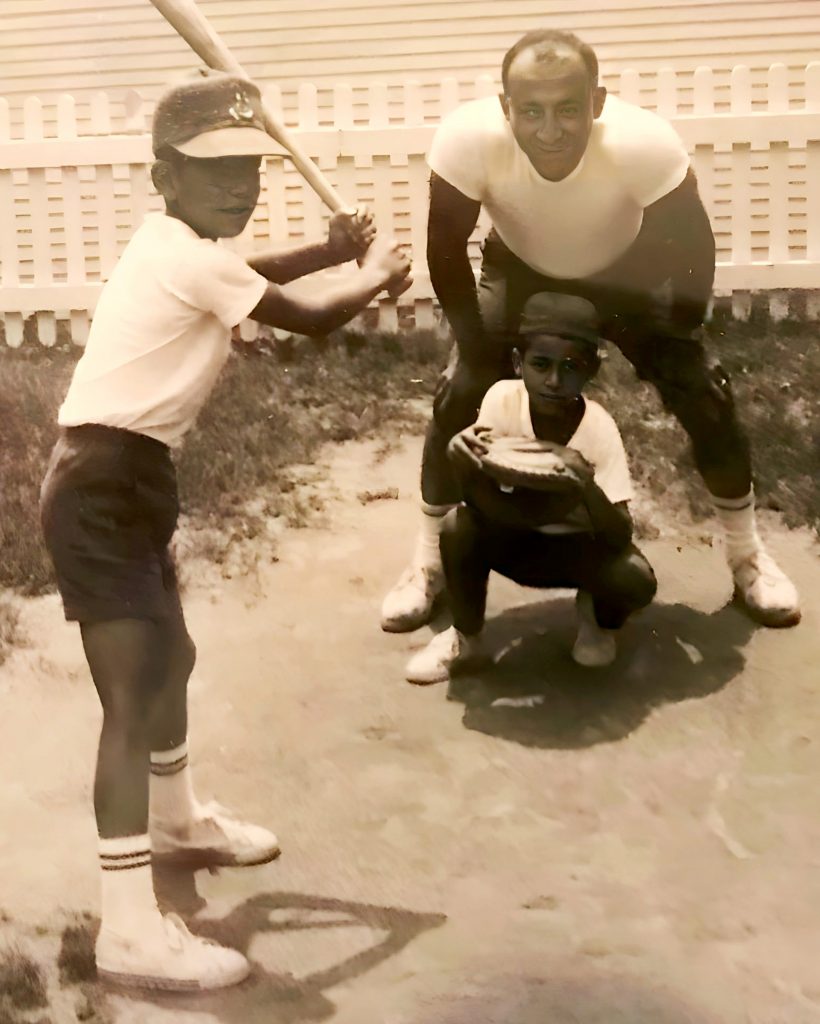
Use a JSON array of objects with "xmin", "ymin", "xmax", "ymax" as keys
[{"xmin": 147, "ymin": 0, "xmax": 412, "ymax": 295}]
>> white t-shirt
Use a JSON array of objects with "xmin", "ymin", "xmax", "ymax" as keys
[
  {"xmin": 474, "ymin": 379, "xmax": 633, "ymax": 533},
  {"xmin": 59, "ymin": 214, "xmax": 268, "ymax": 447},
  {"xmin": 428, "ymin": 93, "xmax": 689, "ymax": 279}
]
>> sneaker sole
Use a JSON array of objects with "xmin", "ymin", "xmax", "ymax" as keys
[
  {"xmin": 732, "ymin": 588, "xmax": 802, "ymax": 628},
  {"xmin": 152, "ymin": 845, "xmax": 281, "ymax": 869},
  {"xmin": 381, "ymin": 590, "xmax": 445, "ymax": 634},
  {"xmin": 97, "ymin": 962, "xmax": 250, "ymax": 992}
]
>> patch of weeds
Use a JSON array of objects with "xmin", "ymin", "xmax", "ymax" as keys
[
  {"xmin": 0, "ymin": 598, "xmax": 23, "ymax": 667},
  {"xmin": 57, "ymin": 921, "xmax": 96, "ymax": 986},
  {"xmin": 0, "ymin": 944, "xmax": 48, "ymax": 1011},
  {"xmin": 73, "ymin": 986, "xmax": 112, "ymax": 1024},
  {"xmin": 357, "ymin": 487, "xmax": 399, "ymax": 504}
]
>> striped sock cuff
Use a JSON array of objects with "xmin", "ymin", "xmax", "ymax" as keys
[
  {"xmin": 150, "ymin": 741, "xmax": 188, "ymax": 777},
  {"xmin": 712, "ymin": 491, "xmax": 754, "ymax": 512},
  {"xmin": 99, "ymin": 834, "xmax": 151, "ymax": 872}
]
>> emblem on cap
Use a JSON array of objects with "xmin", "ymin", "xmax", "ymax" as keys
[{"xmin": 228, "ymin": 89, "xmax": 255, "ymax": 122}]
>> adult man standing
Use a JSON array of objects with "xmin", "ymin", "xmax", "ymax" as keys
[{"xmin": 381, "ymin": 28, "xmax": 799, "ymax": 633}]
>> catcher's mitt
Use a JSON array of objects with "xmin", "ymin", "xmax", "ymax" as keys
[{"xmin": 481, "ymin": 436, "xmax": 585, "ymax": 494}]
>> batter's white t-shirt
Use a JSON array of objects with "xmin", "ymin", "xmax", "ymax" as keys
[
  {"xmin": 474, "ymin": 379, "xmax": 634, "ymax": 533},
  {"xmin": 428, "ymin": 93, "xmax": 689, "ymax": 279},
  {"xmin": 58, "ymin": 214, "xmax": 268, "ymax": 447}
]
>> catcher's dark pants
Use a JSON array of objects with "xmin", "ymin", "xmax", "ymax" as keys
[
  {"xmin": 422, "ymin": 229, "xmax": 752, "ymax": 505},
  {"xmin": 441, "ymin": 505, "xmax": 657, "ymax": 636}
]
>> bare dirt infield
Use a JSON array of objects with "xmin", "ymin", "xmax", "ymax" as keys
[{"xmin": 1, "ymin": 433, "xmax": 819, "ymax": 1023}]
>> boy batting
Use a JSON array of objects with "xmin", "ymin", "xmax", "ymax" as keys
[{"xmin": 40, "ymin": 71, "xmax": 410, "ymax": 992}]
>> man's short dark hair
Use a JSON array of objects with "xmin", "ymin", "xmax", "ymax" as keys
[{"xmin": 501, "ymin": 29, "xmax": 599, "ymax": 94}]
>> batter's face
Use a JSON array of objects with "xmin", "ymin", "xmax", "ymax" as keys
[
  {"xmin": 501, "ymin": 48, "xmax": 605, "ymax": 181},
  {"xmin": 514, "ymin": 335, "xmax": 597, "ymax": 418},
  {"xmin": 159, "ymin": 153, "xmax": 262, "ymax": 239}
]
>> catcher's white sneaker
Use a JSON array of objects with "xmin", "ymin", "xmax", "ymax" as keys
[
  {"xmin": 152, "ymin": 801, "xmax": 280, "ymax": 867},
  {"xmin": 572, "ymin": 591, "xmax": 617, "ymax": 667},
  {"xmin": 405, "ymin": 626, "xmax": 486, "ymax": 684},
  {"xmin": 381, "ymin": 564, "xmax": 444, "ymax": 633},
  {"xmin": 731, "ymin": 547, "xmax": 801, "ymax": 627},
  {"xmin": 96, "ymin": 913, "xmax": 249, "ymax": 992}
]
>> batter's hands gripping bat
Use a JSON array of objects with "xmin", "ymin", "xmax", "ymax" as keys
[{"xmin": 147, "ymin": 0, "xmax": 412, "ymax": 296}]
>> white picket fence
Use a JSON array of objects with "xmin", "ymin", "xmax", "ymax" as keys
[{"xmin": 1, "ymin": 63, "xmax": 820, "ymax": 347}]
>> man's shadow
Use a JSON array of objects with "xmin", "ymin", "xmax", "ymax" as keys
[
  {"xmin": 445, "ymin": 596, "xmax": 756, "ymax": 749},
  {"xmin": 142, "ymin": 867, "xmax": 445, "ymax": 1022}
]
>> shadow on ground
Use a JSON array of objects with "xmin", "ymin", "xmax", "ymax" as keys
[
  {"xmin": 445, "ymin": 597, "xmax": 756, "ymax": 749},
  {"xmin": 408, "ymin": 969, "xmax": 724, "ymax": 1023},
  {"xmin": 61, "ymin": 871, "xmax": 445, "ymax": 1023}
]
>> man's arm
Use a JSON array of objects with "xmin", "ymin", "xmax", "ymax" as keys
[
  {"xmin": 248, "ymin": 208, "xmax": 376, "ymax": 284},
  {"xmin": 641, "ymin": 167, "xmax": 716, "ymax": 330},
  {"xmin": 427, "ymin": 173, "xmax": 484, "ymax": 349}
]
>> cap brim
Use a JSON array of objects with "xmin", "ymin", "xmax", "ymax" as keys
[{"xmin": 174, "ymin": 126, "xmax": 278, "ymax": 158}]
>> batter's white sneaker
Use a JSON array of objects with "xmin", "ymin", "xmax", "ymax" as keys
[
  {"xmin": 731, "ymin": 547, "xmax": 801, "ymax": 627},
  {"xmin": 152, "ymin": 801, "xmax": 280, "ymax": 867},
  {"xmin": 572, "ymin": 591, "xmax": 617, "ymax": 667},
  {"xmin": 96, "ymin": 913, "xmax": 249, "ymax": 992},
  {"xmin": 405, "ymin": 626, "xmax": 487, "ymax": 684},
  {"xmin": 381, "ymin": 564, "xmax": 445, "ymax": 633}
]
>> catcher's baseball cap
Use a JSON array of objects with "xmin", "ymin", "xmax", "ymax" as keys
[
  {"xmin": 152, "ymin": 70, "xmax": 277, "ymax": 158},
  {"xmin": 519, "ymin": 292, "xmax": 600, "ymax": 347}
]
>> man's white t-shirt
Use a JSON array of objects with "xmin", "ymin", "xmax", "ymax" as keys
[
  {"xmin": 428, "ymin": 94, "xmax": 689, "ymax": 279},
  {"xmin": 474, "ymin": 379, "xmax": 634, "ymax": 533},
  {"xmin": 59, "ymin": 214, "xmax": 268, "ymax": 447}
]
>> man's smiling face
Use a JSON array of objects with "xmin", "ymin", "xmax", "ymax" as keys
[{"xmin": 501, "ymin": 46, "xmax": 606, "ymax": 182}]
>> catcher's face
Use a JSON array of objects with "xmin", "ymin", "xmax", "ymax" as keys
[{"xmin": 515, "ymin": 335, "xmax": 597, "ymax": 416}]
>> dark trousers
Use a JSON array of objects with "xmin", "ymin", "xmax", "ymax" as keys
[
  {"xmin": 422, "ymin": 229, "xmax": 752, "ymax": 505},
  {"xmin": 440, "ymin": 505, "xmax": 657, "ymax": 636}
]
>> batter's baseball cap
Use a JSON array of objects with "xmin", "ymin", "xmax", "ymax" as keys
[
  {"xmin": 152, "ymin": 70, "xmax": 277, "ymax": 158},
  {"xmin": 518, "ymin": 292, "xmax": 600, "ymax": 348}
]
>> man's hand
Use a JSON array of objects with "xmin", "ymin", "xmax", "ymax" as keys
[
  {"xmin": 447, "ymin": 425, "xmax": 491, "ymax": 473},
  {"xmin": 328, "ymin": 206, "xmax": 376, "ymax": 263}
]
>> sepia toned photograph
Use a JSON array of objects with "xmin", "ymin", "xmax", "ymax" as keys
[{"xmin": 1, "ymin": 1, "xmax": 819, "ymax": 1020}]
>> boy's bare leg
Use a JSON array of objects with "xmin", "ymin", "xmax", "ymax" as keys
[
  {"xmin": 147, "ymin": 607, "xmax": 281, "ymax": 867},
  {"xmin": 80, "ymin": 615, "xmax": 251, "ymax": 989},
  {"xmin": 80, "ymin": 619, "xmax": 164, "ymax": 840}
]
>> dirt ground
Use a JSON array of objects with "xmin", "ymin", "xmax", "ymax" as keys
[{"xmin": 1, "ymin": 432, "xmax": 819, "ymax": 1024}]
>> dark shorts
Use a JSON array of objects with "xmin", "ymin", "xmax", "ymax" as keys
[{"xmin": 40, "ymin": 425, "xmax": 181, "ymax": 623}]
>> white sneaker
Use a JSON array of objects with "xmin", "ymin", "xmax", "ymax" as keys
[
  {"xmin": 572, "ymin": 591, "xmax": 617, "ymax": 667},
  {"xmin": 405, "ymin": 626, "xmax": 486, "ymax": 685},
  {"xmin": 152, "ymin": 801, "xmax": 280, "ymax": 867},
  {"xmin": 731, "ymin": 547, "xmax": 801, "ymax": 627},
  {"xmin": 96, "ymin": 912, "xmax": 249, "ymax": 992},
  {"xmin": 381, "ymin": 564, "xmax": 444, "ymax": 633}
]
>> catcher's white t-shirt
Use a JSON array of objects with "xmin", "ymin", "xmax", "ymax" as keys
[
  {"xmin": 427, "ymin": 94, "xmax": 689, "ymax": 279},
  {"xmin": 59, "ymin": 214, "xmax": 268, "ymax": 448},
  {"xmin": 474, "ymin": 379, "xmax": 633, "ymax": 533}
]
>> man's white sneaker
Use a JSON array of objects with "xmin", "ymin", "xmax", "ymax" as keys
[
  {"xmin": 96, "ymin": 912, "xmax": 249, "ymax": 992},
  {"xmin": 405, "ymin": 626, "xmax": 486, "ymax": 684},
  {"xmin": 152, "ymin": 801, "xmax": 280, "ymax": 867},
  {"xmin": 381, "ymin": 564, "xmax": 444, "ymax": 633},
  {"xmin": 572, "ymin": 591, "xmax": 617, "ymax": 667},
  {"xmin": 731, "ymin": 548, "xmax": 801, "ymax": 627}
]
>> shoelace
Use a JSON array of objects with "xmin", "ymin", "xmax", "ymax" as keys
[
  {"xmin": 735, "ymin": 549, "xmax": 783, "ymax": 585},
  {"xmin": 163, "ymin": 913, "xmax": 220, "ymax": 951}
]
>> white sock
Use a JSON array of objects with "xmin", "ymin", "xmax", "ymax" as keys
[
  {"xmin": 712, "ymin": 491, "xmax": 761, "ymax": 565},
  {"xmin": 413, "ymin": 502, "xmax": 454, "ymax": 572},
  {"xmin": 99, "ymin": 834, "xmax": 162, "ymax": 937},
  {"xmin": 149, "ymin": 741, "xmax": 198, "ymax": 830}
]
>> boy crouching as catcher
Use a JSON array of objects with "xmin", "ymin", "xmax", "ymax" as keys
[
  {"xmin": 39, "ymin": 71, "xmax": 410, "ymax": 992},
  {"xmin": 405, "ymin": 292, "xmax": 656, "ymax": 684}
]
